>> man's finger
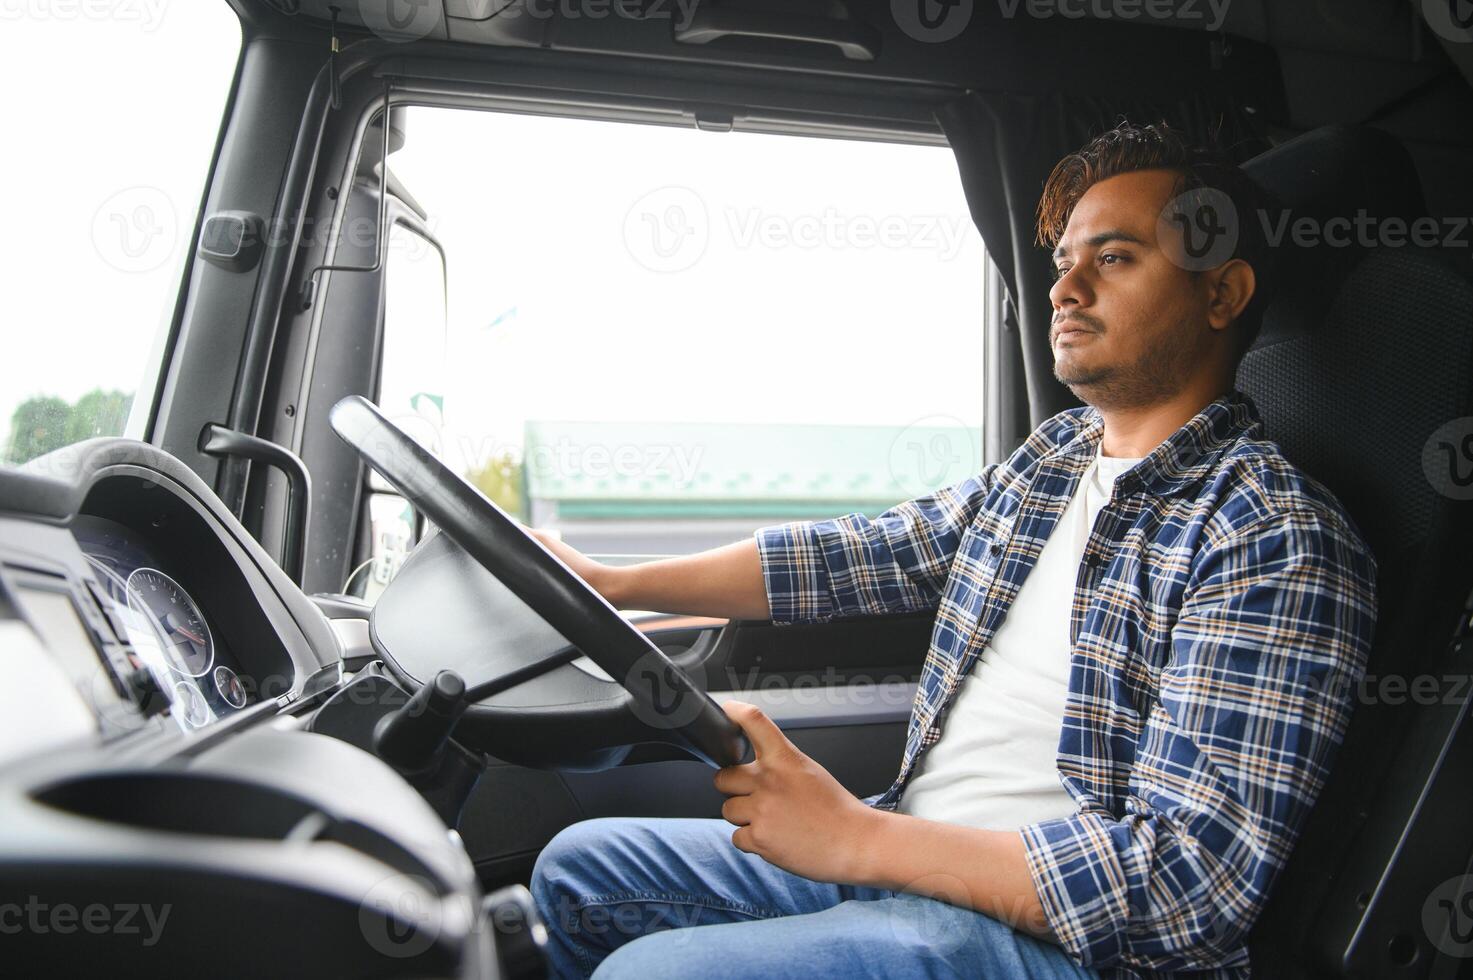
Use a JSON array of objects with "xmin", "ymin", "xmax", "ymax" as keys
[
  {"xmin": 721, "ymin": 795, "xmax": 753, "ymax": 827},
  {"xmin": 731, "ymin": 826, "xmax": 758, "ymax": 855},
  {"xmin": 721, "ymin": 700, "xmax": 791, "ymax": 759},
  {"xmin": 713, "ymin": 763, "xmax": 758, "ymax": 796}
]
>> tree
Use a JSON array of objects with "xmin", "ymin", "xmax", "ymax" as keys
[
  {"xmin": 64, "ymin": 389, "xmax": 133, "ymax": 446},
  {"xmin": 5, "ymin": 396, "xmax": 72, "ymax": 465},
  {"xmin": 5, "ymin": 388, "xmax": 134, "ymax": 466},
  {"xmin": 466, "ymin": 451, "xmax": 525, "ymax": 520}
]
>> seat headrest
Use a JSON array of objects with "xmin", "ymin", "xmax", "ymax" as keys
[
  {"xmin": 1240, "ymin": 126, "xmax": 1429, "ymax": 351},
  {"xmin": 1242, "ymin": 125, "xmax": 1427, "ymax": 225}
]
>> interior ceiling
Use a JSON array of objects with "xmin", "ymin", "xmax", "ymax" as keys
[
  {"xmin": 261, "ymin": 1, "xmax": 1468, "ymax": 65},
  {"xmin": 256, "ymin": 0, "xmax": 1469, "ymax": 117},
  {"xmin": 244, "ymin": 0, "xmax": 1472, "ymax": 215}
]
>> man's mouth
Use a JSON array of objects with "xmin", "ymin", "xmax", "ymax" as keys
[{"xmin": 1051, "ymin": 319, "xmax": 1099, "ymax": 344}]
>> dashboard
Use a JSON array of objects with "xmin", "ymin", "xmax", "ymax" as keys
[
  {"xmin": 0, "ymin": 444, "xmax": 331, "ymax": 753},
  {"xmin": 0, "ymin": 438, "xmax": 506, "ymax": 978}
]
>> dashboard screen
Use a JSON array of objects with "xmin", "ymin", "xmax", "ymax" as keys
[
  {"xmin": 0, "ymin": 614, "xmax": 98, "ymax": 765},
  {"xmin": 13, "ymin": 585, "xmax": 120, "ymax": 713}
]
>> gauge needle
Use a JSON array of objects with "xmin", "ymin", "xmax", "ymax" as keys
[{"xmin": 159, "ymin": 612, "xmax": 205, "ymax": 646}]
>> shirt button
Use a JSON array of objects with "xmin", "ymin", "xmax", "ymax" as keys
[
  {"xmin": 1084, "ymin": 552, "xmax": 1104, "ymax": 568},
  {"xmin": 990, "ymin": 542, "xmax": 1003, "ymax": 556}
]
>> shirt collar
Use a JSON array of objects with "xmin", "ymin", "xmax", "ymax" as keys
[{"xmin": 1057, "ymin": 390, "xmax": 1263, "ymax": 498}]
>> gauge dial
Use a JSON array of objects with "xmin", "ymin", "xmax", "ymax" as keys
[
  {"xmin": 214, "ymin": 665, "xmax": 247, "ymax": 709},
  {"xmin": 172, "ymin": 680, "xmax": 211, "ymax": 728},
  {"xmin": 125, "ymin": 568, "xmax": 214, "ymax": 678}
]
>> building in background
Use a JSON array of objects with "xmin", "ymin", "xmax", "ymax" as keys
[{"xmin": 522, "ymin": 418, "xmax": 983, "ymax": 558}]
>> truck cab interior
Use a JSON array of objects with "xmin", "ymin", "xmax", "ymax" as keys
[{"xmin": 2, "ymin": 1, "xmax": 1471, "ymax": 976}]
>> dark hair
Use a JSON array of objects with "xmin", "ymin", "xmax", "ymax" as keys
[{"xmin": 1036, "ymin": 121, "xmax": 1277, "ymax": 357}]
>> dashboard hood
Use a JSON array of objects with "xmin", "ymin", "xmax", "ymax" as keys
[{"xmin": 0, "ymin": 437, "xmax": 343, "ymax": 699}]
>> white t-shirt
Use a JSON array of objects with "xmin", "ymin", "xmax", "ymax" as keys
[{"xmin": 897, "ymin": 446, "xmax": 1143, "ymax": 831}]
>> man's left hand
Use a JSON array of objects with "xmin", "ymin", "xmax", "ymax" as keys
[{"xmin": 713, "ymin": 700, "xmax": 880, "ymax": 883}]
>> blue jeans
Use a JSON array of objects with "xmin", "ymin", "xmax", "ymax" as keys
[{"xmin": 529, "ymin": 816, "xmax": 1100, "ymax": 979}]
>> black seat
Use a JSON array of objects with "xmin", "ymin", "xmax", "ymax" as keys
[{"xmin": 1237, "ymin": 127, "xmax": 1473, "ymax": 977}]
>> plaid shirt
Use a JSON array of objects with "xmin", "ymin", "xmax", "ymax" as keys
[{"xmin": 754, "ymin": 391, "xmax": 1377, "ymax": 979}]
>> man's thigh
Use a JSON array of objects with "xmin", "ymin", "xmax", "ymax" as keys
[
  {"xmin": 593, "ymin": 892, "xmax": 1099, "ymax": 980},
  {"xmin": 530, "ymin": 816, "xmax": 893, "ymax": 978}
]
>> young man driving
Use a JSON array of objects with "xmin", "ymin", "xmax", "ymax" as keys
[{"xmin": 528, "ymin": 123, "xmax": 1378, "ymax": 979}]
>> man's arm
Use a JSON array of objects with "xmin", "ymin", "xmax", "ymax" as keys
[
  {"xmin": 749, "ymin": 470, "xmax": 997, "ymax": 625},
  {"xmin": 528, "ymin": 532, "xmax": 771, "ymax": 620},
  {"xmin": 530, "ymin": 469, "xmax": 994, "ymax": 624}
]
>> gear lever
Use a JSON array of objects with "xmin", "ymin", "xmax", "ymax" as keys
[
  {"xmin": 374, "ymin": 669, "xmax": 470, "ymax": 774},
  {"xmin": 367, "ymin": 669, "xmax": 485, "ymax": 828}
]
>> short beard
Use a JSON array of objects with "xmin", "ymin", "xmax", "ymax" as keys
[{"xmin": 1053, "ymin": 320, "xmax": 1198, "ymax": 411}]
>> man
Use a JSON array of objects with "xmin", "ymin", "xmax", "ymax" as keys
[{"xmin": 528, "ymin": 123, "xmax": 1378, "ymax": 979}]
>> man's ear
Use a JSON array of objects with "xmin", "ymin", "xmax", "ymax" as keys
[{"xmin": 1205, "ymin": 258, "xmax": 1257, "ymax": 333}]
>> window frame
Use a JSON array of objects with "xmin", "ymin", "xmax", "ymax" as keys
[{"xmin": 276, "ymin": 70, "xmax": 991, "ymax": 594}]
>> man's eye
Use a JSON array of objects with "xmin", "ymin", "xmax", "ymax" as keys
[
  {"xmin": 1100, "ymin": 253, "xmax": 1127, "ymax": 266},
  {"xmin": 1052, "ymin": 264, "xmax": 1071, "ymax": 280}
]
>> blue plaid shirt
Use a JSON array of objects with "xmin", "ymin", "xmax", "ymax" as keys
[{"xmin": 754, "ymin": 391, "xmax": 1377, "ymax": 979}]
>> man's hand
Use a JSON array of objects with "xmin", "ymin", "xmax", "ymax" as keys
[
  {"xmin": 713, "ymin": 702, "xmax": 1056, "ymax": 941},
  {"xmin": 713, "ymin": 700, "xmax": 880, "ymax": 883}
]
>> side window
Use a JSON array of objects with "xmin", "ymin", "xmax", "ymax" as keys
[
  {"xmin": 367, "ymin": 105, "xmax": 984, "ymax": 574},
  {"xmin": 350, "ymin": 219, "xmax": 448, "ymax": 602}
]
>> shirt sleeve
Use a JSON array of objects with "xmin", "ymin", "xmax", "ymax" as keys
[
  {"xmin": 753, "ymin": 470, "xmax": 994, "ymax": 626},
  {"xmin": 1018, "ymin": 507, "xmax": 1378, "ymax": 972}
]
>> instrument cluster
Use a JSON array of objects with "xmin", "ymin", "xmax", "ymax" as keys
[{"xmin": 75, "ymin": 517, "xmax": 253, "ymax": 731}]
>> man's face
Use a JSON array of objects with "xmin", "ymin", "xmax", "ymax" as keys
[{"xmin": 1048, "ymin": 168, "xmax": 1223, "ymax": 410}]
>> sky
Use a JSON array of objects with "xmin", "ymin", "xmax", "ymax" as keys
[
  {"xmin": 389, "ymin": 107, "xmax": 987, "ymax": 475},
  {"xmin": 1, "ymin": 3, "xmax": 987, "ymax": 473}
]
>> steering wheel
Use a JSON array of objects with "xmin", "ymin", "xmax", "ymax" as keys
[{"xmin": 328, "ymin": 395, "xmax": 749, "ymax": 769}]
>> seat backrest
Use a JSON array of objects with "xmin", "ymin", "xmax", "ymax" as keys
[{"xmin": 1237, "ymin": 127, "xmax": 1473, "ymax": 977}]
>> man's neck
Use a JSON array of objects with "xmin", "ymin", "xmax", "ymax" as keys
[{"xmin": 1096, "ymin": 382, "xmax": 1233, "ymax": 458}]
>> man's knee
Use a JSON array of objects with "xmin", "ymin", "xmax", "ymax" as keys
[
  {"xmin": 532, "ymin": 819, "xmax": 594, "ymax": 892},
  {"xmin": 533, "ymin": 818, "xmax": 692, "ymax": 930},
  {"xmin": 531, "ymin": 818, "xmax": 621, "ymax": 926}
]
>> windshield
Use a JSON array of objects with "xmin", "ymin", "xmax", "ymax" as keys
[{"xmin": 0, "ymin": 3, "xmax": 241, "ymax": 467}]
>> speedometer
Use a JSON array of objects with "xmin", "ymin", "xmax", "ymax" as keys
[{"xmin": 125, "ymin": 568, "xmax": 214, "ymax": 677}]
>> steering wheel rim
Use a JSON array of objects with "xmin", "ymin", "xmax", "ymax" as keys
[{"xmin": 328, "ymin": 395, "xmax": 749, "ymax": 769}]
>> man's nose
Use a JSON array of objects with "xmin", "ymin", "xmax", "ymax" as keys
[{"xmin": 1049, "ymin": 264, "xmax": 1092, "ymax": 312}]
